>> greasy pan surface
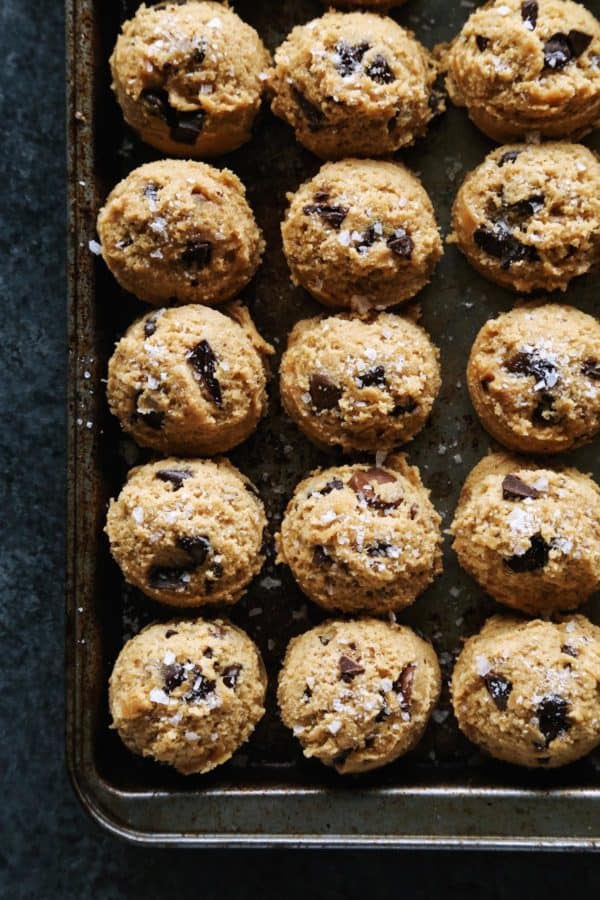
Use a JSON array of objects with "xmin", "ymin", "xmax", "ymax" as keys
[{"xmin": 67, "ymin": 0, "xmax": 600, "ymax": 846}]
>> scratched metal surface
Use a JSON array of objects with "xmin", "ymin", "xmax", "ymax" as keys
[{"xmin": 67, "ymin": 0, "xmax": 600, "ymax": 846}]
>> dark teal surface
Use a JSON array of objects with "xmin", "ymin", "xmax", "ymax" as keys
[{"xmin": 2, "ymin": 0, "xmax": 600, "ymax": 894}]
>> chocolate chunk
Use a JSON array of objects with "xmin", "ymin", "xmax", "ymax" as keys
[
  {"xmin": 536, "ymin": 694, "xmax": 571, "ymax": 747},
  {"xmin": 184, "ymin": 672, "xmax": 217, "ymax": 703},
  {"xmin": 409, "ymin": 503, "xmax": 418, "ymax": 520},
  {"xmin": 313, "ymin": 190, "xmax": 330, "ymax": 202},
  {"xmin": 320, "ymin": 477, "xmax": 344, "ymax": 496},
  {"xmin": 165, "ymin": 629, "xmax": 178, "ymax": 638},
  {"xmin": 148, "ymin": 565, "xmax": 192, "ymax": 590},
  {"xmin": 181, "ymin": 239, "xmax": 212, "ymax": 268},
  {"xmin": 387, "ymin": 228, "xmax": 414, "ymax": 259},
  {"xmin": 356, "ymin": 223, "xmax": 380, "ymax": 252},
  {"xmin": 428, "ymin": 72, "xmax": 447, "ymax": 114},
  {"xmin": 187, "ymin": 339, "xmax": 222, "ymax": 407},
  {"xmin": 135, "ymin": 409, "xmax": 165, "ymax": 430},
  {"xmin": 222, "ymin": 663, "xmax": 242, "ymax": 689},
  {"xmin": 482, "ymin": 672, "xmax": 512, "ymax": 710},
  {"xmin": 170, "ymin": 109, "xmax": 205, "ymax": 144},
  {"xmin": 178, "ymin": 534, "xmax": 211, "ymax": 567},
  {"xmin": 582, "ymin": 358, "xmax": 600, "ymax": 379},
  {"xmin": 365, "ymin": 54, "xmax": 395, "ymax": 84},
  {"xmin": 349, "ymin": 468, "xmax": 401, "ymax": 510},
  {"xmin": 203, "ymin": 646, "xmax": 213, "ymax": 658},
  {"xmin": 391, "ymin": 399, "xmax": 418, "ymax": 417},
  {"xmin": 521, "ymin": 0, "xmax": 538, "ymax": 30},
  {"xmin": 143, "ymin": 182, "xmax": 160, "ymax": 203},
  {"xmin": 393, "ymin": 662, "xmax": 416, "ymax": 713},
  {"xmin": 291, "ymin": 86, "xmax": 325, "ymax": 130},
  {"xmin": 141, "ymin": 88, "xmax": 170, "ymax": 119},
  {"xmin": 309, "ymin": 373, "xmax": 343, "ymax": 411},
  {"xmin": 116, "ymin": 235, "xmax": 133, "ymax": 250},
  {"xmin": 163, "ymin": 662, "xmax": 185, "ymax": 692},
  {"xmin": 313, "ymin": 545, "xmax": 333, "ymax": 567},
  {"xmin": 544, "ymin": 31, "xmax": 592, "ymax": 70},
  {"xmin": 498, "ymin": 150, "xmax": 521, "ymax": 167},
  {"xmin": 155, "ymin": 468, "xmax": 193, "ymax": 491},
  {"xmin": 358, "ymin": 366, "xmax": 386, "ymax": 388},
  {"xmin": 339, "ymin": 655, "xmax": 365, "ymax": 682},
  {"xmin": 366, "ymin": 540, "xmax": 393, "ymax": 557},
  {"xmin": 302, "ymin": 203, "xmax": 348, "ymax": 229},
  {"xmin": 191, "ymin": 40, "xmax": 207, "ymax": 64},
  {"xmin": 532, "ymin": 392, "xmax": 560, "ymax": 427},
  {"xmin": 502, "ymin": 474, "xmax": 540, "ymax": 501},
  {"xmin": 302, "ymin": 683, "xmax": 313, "ymax": 700},
  {"xmin": 334, "ymin": 40, "xmax": 370, "ymax": 77},
  {"xmin": 506, "ymin": 350, "xmax": 559, "ymax": 390},
  {"xmin": 501, "ymin": 195, "xmax": 545, "ymax": 227},
  {"xmin": 144, "ymin": 314, "xmax": 158, "ymax": 338},
  {"xmin": 504, "ymin": 533, "xmax": 550, "ymax": 572},
  {"xmin": 475, "ymin": 35, "xmax": 489, "ymax": 52},
  {"xmin": 480, "ymin": 374, "xmax": 494, "ymax": 393},
  {"xmin": 561, "ymin": 644, "xmax": 579, "ymax": 658},
  {"xmin": 474, "ymin": 222, "xmax": 540, "ymax": 270},
  {"xmin": 318, "ymin": 635, "xmax": 330, "ymax": 646}
]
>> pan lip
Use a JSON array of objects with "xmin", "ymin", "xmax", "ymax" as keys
[{"xmin": 65, "ymin": 0, "xmax": 600, "ymax": 849}]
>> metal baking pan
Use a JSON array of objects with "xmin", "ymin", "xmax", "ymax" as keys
[{"xmin": 66, "ymin": 0, "xmax": 600, "ymax": 848}]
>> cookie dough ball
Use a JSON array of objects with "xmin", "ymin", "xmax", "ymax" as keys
[
  {"xmin": 451, "ymin": 142, "xmax": 600, "ymax": 293},
  {"xmin": 278, "ymin": 618, "xmax": 441, "ymax": 774},
  {"xmin": 280, "ymin": 312, "xmax": 441, "ymax": 452},
  {"xmin": 109, "ymin": 619, "xmax": 267, "ymax": 774},
  {"xmin": 442, "ymin": 0, "xmax": 600, "ymax": 142},
  {"xmin": 110, "ymin": 1, "xmax": 272, "ymax": 157},
  {"xmin": 451, "ymin": 452, "xmax": 600, "ymax": 615},
  {"xmin": 281, "ymin": 159, "xmax": 442, "ymax": 310},
  {"xmin": 106, "ymin": 457, "xmax": 267, "ymax": 607},
  {"xmin": 452, "ymin": 615, "xmax": 600, "ymax": 768},
  {"xmin": 468, "ymin": 303, "xmax": 600, "ymax": 454},
  {"xmin": 277, "ymin": 456, "xmax": 442, "ymax": 614},
  {"xmin": 270, "ymin": 12, "xmax": 441, "ymax": 159},
  {"xmin": 97, "ymin": 160, "xmax": 264, "ymax": 306},
  {"xmin": 107, "ymin": 304, "xmax": 274, "ymax": 456}
]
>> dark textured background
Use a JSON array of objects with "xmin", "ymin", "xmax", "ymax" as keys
[{"xmin": 1, "ymin": 0, "xmax": 599, "ymax": 896}]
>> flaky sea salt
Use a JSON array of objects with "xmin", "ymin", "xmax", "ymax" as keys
[
  {"xmin": 88, "ymin": 239, "xmax": 102, "ymax": 255},
  {"xmin": 132, "ymin": 506, "xmax": 144, "ymax": 524},
  {"xmin": 327, "ymin": 719, "xmax": 342, "ymax": 735},
  {"xmin": 149, "ymin": 688, "xmax": 170, "ymax": 705}
]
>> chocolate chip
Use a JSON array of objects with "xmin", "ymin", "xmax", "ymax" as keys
[
  {"xmin": 334, "ymin": 40, "xmax": 370, "ymax": 77},
  {"xmin": 365, "ymin": 54, "xmax": 395, "ymax": 84},
  {"xmin": 203, "ymin": 646, "xmax": 213, "ymax": 658},
  {"xmin": 532, "ymin": 392, "xmax": 560, "ymax": 427},
  {"xmin": 561, "ymin": 644, "xmax": 579, "ymax": 658},
  {"xmin": 387, "ymin": 228, "xmax": 414, "ymax": 259},
  {"xmin": 474, "ymin": 222, "xmax": 540, "ymax": 270},
  {"xmin": 181, "ymin": 239, "xmax": 212, "ymax": 268},
  {"xmin": 320, "ymin": 478, "xmax": 344, "ymax": 496},
  {"xmin": 475, "ymin": 35, "xmax": 489, "ymax": 52},
  {"xmin": 544, "ymin": 31, "xmax": 592, "ymax": 70},
  {"xmin": 291, "ymin": 86, "xmax": 325, "ymax": 130},
  {"xmin": 141, "ymin": 88, "xmax": 170, "ymax": 119},
  {"xmin": 163, "ymin": 662, "xmax": 185, "ymax": 692},
  {"xmin": 222, "ymin": 664, "xmax": 242, "ymax": 689},
  {"xmin": 521, "ymin": 0, "xmax": 538, "ymax": 30},
  {"xmin": 356, "ymin": 223, "xmax": 380, "ymax": 252},
  {"xmin": 318, "ymin": 635, "xmax": 330, "ymax": 646},
  {"xmin": 393, "ymin": 663, "xmax": 416, "ymax": 713},
  {"xmin": 504, "ymin": 533, "xmax": 550, "ymax": 572},
  {"xmin": 148, "ymin": 565, "xmax": 192, "ymax": 590},
  {"xmin": 506, "ymin": 350, "xmax": 559, "ymax": 390},
  {"xmin": 498, "ymin": 150, "xmax": 521, "ymax": 167},
  {"xmin": 144, "ymin": 314, "xmax": 158, "ymax": 338},
  {"xmin": 165, "ymin": 629, "xmax": 178, "ymax": 638},
  {"xmin": 155, "ymin": 468, "xmax": 193, "ymax": 491},
  {"xmin": 502, "ymin": 474, "xmax": 540, "ymax": 501},
  {"xmin": 582, "ymin": 358, "xmax": 600, "ymax": 379},
  {"xmin": 314, "ymin": 190, "xmax": 330, "ymax": 202},
  {"xmin": 178, "ymin": 534, "xmax": 211, "ymax": 567},
  {"xmin": 302, "ymin": 203, "xmax": 348, "ymax": 229},
  {"xmin": 302, "ymin": 683, "xmax": 313, "ymax": 700},
  {"xmin": 170, "ymin": 109, "xmax": 205, "ymax": 144},
  {"xmin": 358, "ymin": 366, "xmax": 386, "ymax": 388},
  {"xmin": 313, "ymin": 545, "xmax": 333, "ymax": 567},
  {"xmin": 391, "ymin": 399, "xmax": 418, "ymax": 417},
  {"xmin": 309, "ymin": 373, "xmax": 343, "ymax": 411},
  {"xmin": 135, "ymin": 409, "xmax": 165, "ymax": 430},
  {"xmin": 187, "ymin": 339, "xmax": 222, "ymax": 407},
  {"xmin": 536, "ymin": 694, "xmax": 571, "ymax": 747},
  {"xmin": 339, "ymin": 655, "xmax": 365, "ymax": 682},
  {"xmin": 184, "ymin": 672, "xmax": 217, "ymax": 703},
  {"xmin": 482, "ymin": 672, "xmax": 512, "ymax": 710}
]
